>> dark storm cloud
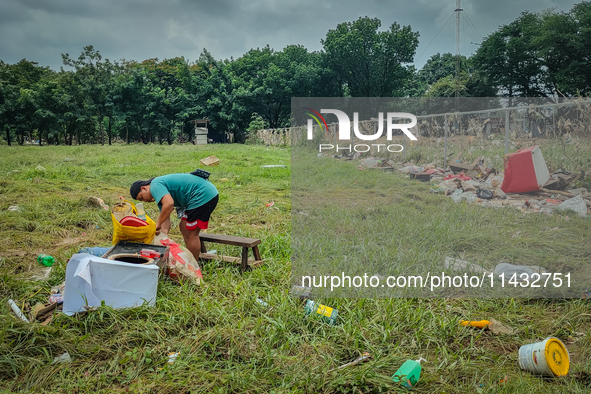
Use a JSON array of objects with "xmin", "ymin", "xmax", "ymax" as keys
[{"xmin": 0, "ymin": 0, "xmax": 583, "ymax": 70}]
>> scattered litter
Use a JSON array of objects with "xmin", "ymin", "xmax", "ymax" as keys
[
  {"xmin": 265, "ymin": 201, "xmax": 275, "ymax": 207},
  {"xmin": 24, "ymin": 266, "xmax": 52, "ymax": 281},
  {"xmin": 476, "ymin": 189, "xmax": 494, "ymax": 199},
  {"xmin": 199, "ymin": 155, "xmax": 219, "ymax": 166},
  {"xmin": 398, "ymin": 165, "xmax": 424, "ymax": 173},
  {"xmin": 444, "ymin": 257, "xmax": 490, "ymax": 274},
  {"xmin": 30, "ymin": 303, "xmax": 47, "ymax": 321},
  {"xmin": 328, "ymin": 352, "xmax": 372, "ymax": 373},
  {"xmin": 501, "ymin": 146, "xmax": 550, "ymax": 193},
  {"xmin": 304, "ymin": 300, "xmax": 338, "ymax": 325},
  {"xmin": 8, "ymin": 299, "xmax": 30, "ymax": 323},
  {"xmin": 153, "ymin": 233, "xmax": 204, "ymax": 285},
  {"xmin": 52, "ymin": 352, "xmax": 72, "ymax": 364},
  {"xmin": 208, "ymin": 249, "xmax": 217, "ymax": 255},
  {"xmin": 494, "ymin": 263, "xmax": 547, "ymax": 282},
  {"xmin": 451, "ymin": 190, "xmax": 477, "ymax": 203},
  {"xmin": 37, "ymin": 254, "xmax": 54, "ymax": 267},
  {"xmin": 167, "ymin": 352, "xmax": 180, "ymax": 364},
  {"xmin": 260, "ymin": 165, "xmax": 286, "ymax": 168},
  {"xmin": 568, "ymin": 187, "xmax": 588, "ymax": 196},
  {"xmin": 444, "ymin": 173, "xmax": 471, "ymax": 181},
  {"xmin": 392, "ymin": 357, "xmax": 426, "ymax": 388},
  {"xmin": 518, "ymin": 337, "xmax": 569, "ymax": 376},
  {"xmin": 7, "ymin": 205, "xmax": 20, "ymax": 211},
  {"xmin": 461, "ymin": 180, "xmax": 477, "ymax": 192},
  {"xmin": 49, "ymin": 294, "xmax": 64, "ymax": 304},
  {"xmin": 35, "ymin": 165, "xmax": 46, "ymax": 171},
  {"xmin": 256, "ymin": 298, "xmax": 269, "ymax": 307},
  {"xmin": 488, "ymin": 318, "xmax": 515, "ymax": 335},
  {"xmin": 291, "ymin": 285, "xmax": 312, "ymax": 299},
  {"xmin": 88, "ymin": 196, "xmax": 109, "ymax": 210},
  {"xmin": 459, "ymin": 320, "xmax": 489, "ymax": 329},
  {"xmin": 460, "ymin": 318, "xmax": 514, "ymax": 335},
  {"xmin": 556, "ymin": 195, "xmax": 587, "ymax": 218},
  {"xmin": 63, "ymin": 253, "xmax": 159, "ymax": 316}
]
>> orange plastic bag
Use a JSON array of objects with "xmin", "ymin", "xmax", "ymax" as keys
[{"xmin": 111, "ymin": 200, "xmax": 156, "ymax": 244}]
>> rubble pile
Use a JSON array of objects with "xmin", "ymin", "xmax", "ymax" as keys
[{"xmin": 328, "ymin": 148, "xmax": 591, "ymax": 217}]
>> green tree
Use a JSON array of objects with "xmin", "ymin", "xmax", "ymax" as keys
[{"xmin": 321, "ymin": 17, "xmax": 419, "ymax": 97}]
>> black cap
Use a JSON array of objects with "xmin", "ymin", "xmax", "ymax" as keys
[{"xmin": 130, "ymin": 178, "xmax": 154, "ymax": 199}]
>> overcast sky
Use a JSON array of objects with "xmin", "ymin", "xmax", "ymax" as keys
[{"xmin": 0, "ymin": 0, "xmax": 582, "ymax": 71}]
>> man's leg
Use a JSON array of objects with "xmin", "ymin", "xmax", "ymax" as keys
[{"xmin": 179, "ymin": 220, "xmax": 201, "ymax": 262}]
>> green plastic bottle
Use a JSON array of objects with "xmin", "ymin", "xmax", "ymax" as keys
[
  {"xmin": 392, "ymin": 357, "xmax": 426, "ymax": 388},
  {"xmin": 37, "ymin": 254, "xmax": 54, "ymax": 267}
]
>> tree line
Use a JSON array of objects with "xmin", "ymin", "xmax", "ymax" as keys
[{"xmin": 1, "ymin": 2, "xmax": 590, "ymax": 146}]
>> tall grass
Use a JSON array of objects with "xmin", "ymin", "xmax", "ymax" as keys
[{"xmin": 0, "ymin": 143, "xmax": 589, "ymax": 393}]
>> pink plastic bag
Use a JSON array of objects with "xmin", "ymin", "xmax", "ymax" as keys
[{"xmin": 152, "ymin": 233, "xmax": 204, "ymax": 285}]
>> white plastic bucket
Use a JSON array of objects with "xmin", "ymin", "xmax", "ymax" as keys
[{"xmin": 518, "ymin": 337, "xmax": 569, "ymax": 377}]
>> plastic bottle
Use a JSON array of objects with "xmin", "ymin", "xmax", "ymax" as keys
[
  {"xmin": 392, "ymin": 357, "xmax": 426, "ymax": 388},
  {"xmin": 304, "ymin": 299, "xmax": 338, "ymax": 325},
  {"xmin": 37, "ymin": 254, "xmax": 54, "ymax": 267},
  {"xmin": 136, "ymin": 203, "xmax": 146, "ymax": 221}
]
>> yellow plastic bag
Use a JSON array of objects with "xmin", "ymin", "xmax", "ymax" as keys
[{"xmin": 111, "ymin": 200, "xmax": 156, "ymax": 244}]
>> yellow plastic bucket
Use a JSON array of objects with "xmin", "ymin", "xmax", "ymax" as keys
[{"xmin": 518, "ymin": 337, "xmax": 569, "ymax": 377}]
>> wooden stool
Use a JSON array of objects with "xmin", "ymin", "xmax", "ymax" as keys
[{"xmin": 198, "ymin": 233, "xmax": 263, "ymax": 272}]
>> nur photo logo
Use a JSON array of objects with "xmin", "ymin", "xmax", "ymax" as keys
[{"xmin": 304, "ymin": 108, "xmax": 419, "ymax": 153}]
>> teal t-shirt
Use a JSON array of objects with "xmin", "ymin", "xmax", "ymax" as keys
[{"xmin": 150, "ymin": 174, "xmax": 218, "ymax": 211}]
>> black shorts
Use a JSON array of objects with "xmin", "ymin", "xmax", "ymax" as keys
[{"xmin": 176, "ymin": 194, "xmax": 218, "ymax": 230}]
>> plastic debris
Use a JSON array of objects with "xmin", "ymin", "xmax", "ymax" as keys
[
  {"xmin": 494, "ymin": 263, "xmax": 547, "ymax": 282},
  {"xmin": 7, "ymin": 205, "xmax": 20, "ymax": 212},
  {"xmin": 304, "ymin": 300, "xmax": 338, "ymax": 325},
  {"xmin": 556, "ymin": 195, "xmax": 587, "ymax": 218},
  {"xmin": 52, "ymin": 352, "xmax": 72, "ymax": 364},
  {"xmin": 328, "ymin": 352, "xmax": 372, "ymax": 373},
  {"xmin": 476, "ymin": 189, "xmax": 494, "ymax": 199},
  {"xmin": 444, "ymin": 257, "xmax": 489, "ymax": 274},
  {"xmin": 460, "ymin": 320, "xmax": 490, "ymax": 329},
  {"xmin": 8, "ymin": 299, "xmax": 30, "ymax": 323},
  {"xmin": 49, "ymin": 294, "xmax": 64, "ymax": 304},
  {"xmin": 291, "ymin": 285, "xmax": 312, "ymax": 299},
  {"xmin": 392, "ymin": 357, "xmax": 426, "ymax": 388},
  {"xmin": 167, "ymin": 352, "xmax": 180, "ymax": 364},
  {"xmin": 260, "ymin": 165, "xmax": 286, "ymax": 168},
  {"xmin": 88, "ymin": 196, "xmax": 109, "ymax": 210},
  {"xmin": 265, "ymin": 201, "xmax": 274, "ymax": 207},
  {"xmin": 256, "ymin": 298, "xmax": 269, "ymax": 307}
]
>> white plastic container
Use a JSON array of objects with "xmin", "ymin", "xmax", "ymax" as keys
[{"xmin": 518, "ymin": 337, "xmax": 570, "ymax": 377}]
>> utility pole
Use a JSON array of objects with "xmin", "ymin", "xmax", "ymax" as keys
[{"xmin": 455, "ymin": 0, "xmax": 462, "ymax": 111}]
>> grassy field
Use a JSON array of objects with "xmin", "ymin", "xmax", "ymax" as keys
[{"xmin": 1, "ymin": 143, "xmax": 590, "ymax": 393}]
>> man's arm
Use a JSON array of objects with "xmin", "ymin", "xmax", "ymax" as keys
[{"xmin": 155, "ymin": 194, "xmax": 174, "ymax": 235}]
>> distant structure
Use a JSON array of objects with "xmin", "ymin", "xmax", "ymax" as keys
[{"xmin": 191, "ymin": 119, "xmax": 209, "ymax": 145}]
